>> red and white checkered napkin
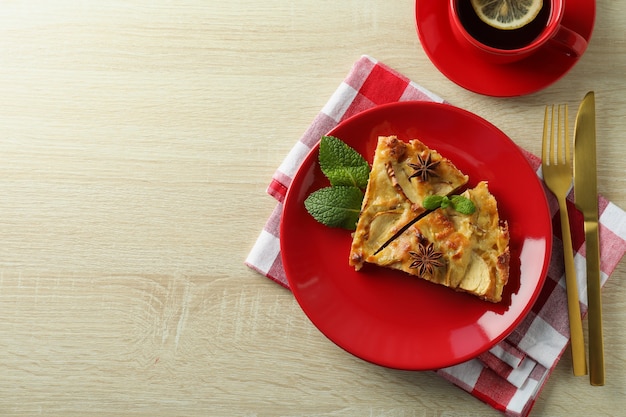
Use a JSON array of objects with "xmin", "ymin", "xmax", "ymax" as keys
[{"xmin": 245, "ymin": 55, "xmax": 626, "ymax": 417}]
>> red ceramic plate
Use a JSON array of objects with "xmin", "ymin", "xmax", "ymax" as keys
[
  {"xmin": 415, "ymin": 0, "xmax": 595, "ymax": 97},
  {"xmin": 281, "ymin": 102, "xmax": 552, "ymax": 370}
]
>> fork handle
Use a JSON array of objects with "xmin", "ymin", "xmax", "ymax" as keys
[{"xmin": 558, "ymin": 196, "xmax": 588, "ymax": 376}]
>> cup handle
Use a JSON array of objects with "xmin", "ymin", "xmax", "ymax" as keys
[{"xmin": 548, "ymin": 25, "xmax": 588, "ymax": 58}]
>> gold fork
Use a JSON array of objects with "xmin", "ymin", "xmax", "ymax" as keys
[{"xmin": 541, "ymin": 104, "xmax": 587, "ymax": 376}]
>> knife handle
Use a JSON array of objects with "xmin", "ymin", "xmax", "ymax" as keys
[
  {"xmin": 558, "ymin": 196, "xmax": 587, "ymax": 376},
  {"xmin": 585, "ymin": 220, "xmax": 605, "ymax": 386}
]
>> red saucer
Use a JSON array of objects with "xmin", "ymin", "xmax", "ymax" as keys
[{"xmin": 415, "ymin": 0, "xmax": 595, "ymax": 97}]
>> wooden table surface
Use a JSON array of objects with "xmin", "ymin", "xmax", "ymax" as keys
[{"xmin": 1, "ymin": 1, "xmax": 624, "ymax": 416}]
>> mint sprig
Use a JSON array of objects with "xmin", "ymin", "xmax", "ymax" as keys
[
  {"xmin": 304, "ymin": 136, "xmax": 370, "ymax": 230},
  {"xmin": 304, "ymin": 186, "xmax": 364, "ymax": 229},
  {"xmin": 422, "ymin": 194, "xmax": 476, "ymax": 215},
  {"xmin": 319, "ymin": 135, "xmax": 370, "ymax": 188}
]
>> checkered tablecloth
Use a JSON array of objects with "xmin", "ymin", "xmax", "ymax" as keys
[{"xmin": 245, "ymin": 55, "xmax": 626, "ymax": 417}]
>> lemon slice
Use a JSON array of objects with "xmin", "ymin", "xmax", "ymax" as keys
[{"xmin": 470, "ymin": 0, "xmax": 544, "ymax": 30}]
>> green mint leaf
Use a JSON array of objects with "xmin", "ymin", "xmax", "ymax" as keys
[
  {"xmin": 319, "ymin": 136, "xmax": 370, "ymax": 189},
  {"xmin": 450, "ymin": 195, "xmax": 476, "ymax": 215},
  {"xmin": 423, "ymin": 195, "xmax": 444, "ymax": 210},
  {"xmin": 423, "ymin": 194, "xmax": 476, "ymax": 215},
  {"xmin": 304, "ymin": 186, "xmax": 363, "ymax": 230}
]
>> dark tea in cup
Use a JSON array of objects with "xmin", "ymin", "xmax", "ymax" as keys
[{"xmin": 456, "ymin": 0, "xmax": 550, "ymax": 50}]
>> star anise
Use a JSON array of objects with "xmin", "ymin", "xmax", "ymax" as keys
[
  {"xmin": 408, "ymin": 153, "xmax": 440, "ymax": 182},
  {"xmin": 409, "ymin": 241, "xmax": 444, "ymax": 278}
]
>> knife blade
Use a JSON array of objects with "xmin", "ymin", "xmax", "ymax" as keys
[{"xmin": 573, "ymin": 91, "xmax": 605, "ymax": 386}]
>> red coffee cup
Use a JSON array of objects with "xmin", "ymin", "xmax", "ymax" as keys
[{"xmin": 449, "ymin": 0, "xmax": 587, "ymax": 64}]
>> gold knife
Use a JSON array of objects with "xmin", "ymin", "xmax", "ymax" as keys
[{"xmin": 573, "ymin": 91, "xmax": 605, "ymax": 386}]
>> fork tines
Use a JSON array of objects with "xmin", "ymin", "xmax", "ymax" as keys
[{"xmin": 542, "ymin": 104, "xmax": 570, "ymax": 168}]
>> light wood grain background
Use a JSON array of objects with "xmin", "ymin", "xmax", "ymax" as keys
[{"xmin": 0, "ymin": 1, "xmax": 624, "ymax": 416}]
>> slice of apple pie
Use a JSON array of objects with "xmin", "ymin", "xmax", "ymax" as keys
[
  {"xmin": 370, "ymin": 181, "xmax": 510, "ymax": 302},
  {"xmin": 349, "ymin": 135, "xmax": 469, "ymax": 270}
]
